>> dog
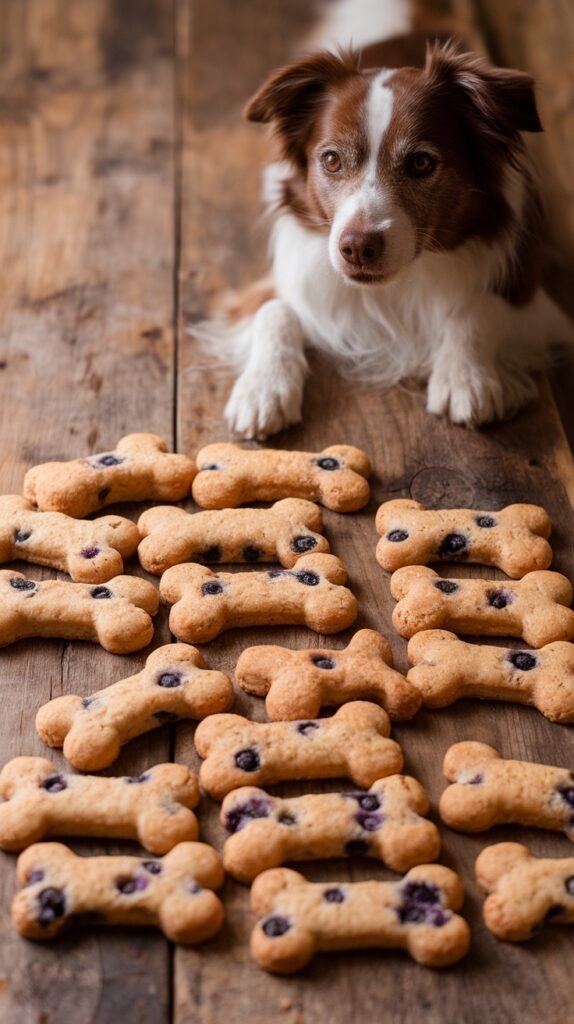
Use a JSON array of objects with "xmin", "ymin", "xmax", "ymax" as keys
[{"xmin": 194, "ymin": 0, "xmax": 573, "ymax": 439}]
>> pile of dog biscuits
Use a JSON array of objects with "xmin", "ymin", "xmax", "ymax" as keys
[{"xmin": 1, "ymin": 432, "xmax": 574, "ymax": 970}]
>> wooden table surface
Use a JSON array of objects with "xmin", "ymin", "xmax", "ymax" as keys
[{"xmin": 1, "ymin": 1, "xmax": 573, "ymax": 1022}]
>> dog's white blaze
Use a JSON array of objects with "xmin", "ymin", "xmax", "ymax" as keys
[{"xmin": 365, "ymin": 70, "xmax": 394, "ymax": 182}]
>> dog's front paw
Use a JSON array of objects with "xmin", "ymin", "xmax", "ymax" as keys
[
  {"xmin": 426, "ymin": 362, "xmax": 536, "ymax": 426},
  {"xmin": 224, "ymin": 371, "xmax": 303, "ymax": 439}
]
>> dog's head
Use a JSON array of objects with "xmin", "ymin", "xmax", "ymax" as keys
[{"xmin": 245, "ymin": 41, "xmax": 541, "ymax": 285}]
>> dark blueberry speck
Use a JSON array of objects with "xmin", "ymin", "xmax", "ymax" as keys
[
  {"xmin": 476, "ymin": 516, "xmax": 497, "ymax": 528},
  {"xmin": 125, "ymin": 773, "xmax": 150, "ymax": 784},
  {"xmin": 41, "ymin": 774, "xmax": 67, "ymax": 793},
  {"xmin": 467, "ymin": 774, "xmax": 483, "ymax": 785},
  {"xmin": 356, "ymin": 811, "xmax": 384, "ymax": 831},
  {"xmin": 291, "ymin": 535, "xmax": 317, "ymax": 554},
  {"xmin": 202, "ymin": 581, "xmax": 223, "ymax": 596},
  {"xmin": 187, "ymin": 881, "xmax": 202, "ymax": 894},
  {"xmin": 509, "ymin": 651, "xmax": 537, "ymax": 672},
  {"xmin": 15, "ymin": 530, "xmax": 32, "ymax": 544},
  {"xmin": 198, "ymin": 545, "xmax": 221, "ymax": 564},
  {"xmin": 312, "ymin": 655, "xmax": 336, "ymax": 670},
  {"xmin": 26, "ymin": 870, "xmax": 45, "ymax": 885},
  {"xmin": 157, "ymin": 672, "xmax": 182, "ymax": 689},
  {"xmin": 434, "ymin": 580, "xmax": 458, "ymax": 594},
  {"xmin": 234, "ymin": 748, "xmax": 260, "ymax": 772},
  {"xmin": 438, "ymin": 533, "xmax": 468, "ymax": 558},
  {"xmin": 278, "ymin": 813, "xmax": 297, "ymax": 826},
  {"xmin": 37, "ymin": 887, "xmax": 66, "ymax": 927},
  {"xmin": 267, "ymin": 569, "xmax": 286, "ymax": 579},
  {"xmin": 387, "ymin": 529, "xmax": 409, "ymax": 543},
  {"xmin": 323, "ymin": 888, "xmax": 345, "ymax": 903},
  {"xmin": 143, "ymin": 861, "xmax": 162, "ymax": 875},
  {"xmin": 345, "ymin": 839, "xmax": 368, "ymax": 858},
  {"xmin": 90, "ymin": 586, "xmax": 112, "ymax": 599},
  {"xmin": 81, "ymin": 547, "xmax": 99, "ymax": 560},
  {"xmin": 201, "ymin": 463, "xmax": 219, "ymax": 471},
  {"xmin": 225, "ymin": 796, "xmax": 270, "ymax": 834},
  {"xmin": 82, "ymin": 696, "xmax": 96, "ymax": 709},
  {"xmin": 487, "ymin": 588, "xmax": 513, "ymax": 610},
  {"xmin": 297, "ymin": 721, "xmax": 319, "ymax": 736},
  {"xmin": 263, "ymin": 915, "xmax": 291, "ymax": 937},
  {"xmin": 296, "ymin": 571, "xmax": 320, "ymax": 586},
  {"xmin": 98, "ymin": 454, "xmax": 123, "ymax": 467},
  {"xmin": 10, "ymin": 577, "xmax": 36, "ymax": 592},
  {"xmin": 565, "ymin": 876, "xmax": 574, "ymax": 895},
  {"xmin": 117, "ymin": 876, "xmax": 148, "ymax": 894},
  {"xmin": 316, "ymin": 457, "xmax": 340, "ymax": 471},
  {"xmin": 243, "ymin": 545, "xmax": 262, "ymax": 563},
  {"xmin": 398, "ymin": 881, "xmax": 448, "ymax": 927},
  {"xmin": 558, "ymin": 787, "xmax": 574, "ymax": 809},
  {"xmin": 353, "ymin": 793, "xmax": 381, "ymax": 811}
]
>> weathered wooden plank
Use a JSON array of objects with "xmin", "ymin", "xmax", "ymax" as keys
[
  {"xmin": 0, "ymin": 1, "xmax": 175, "ymax": 1020},
  {"xmin": 176, "ymin": 1, "xmax": 574, "ymax": 1022}
]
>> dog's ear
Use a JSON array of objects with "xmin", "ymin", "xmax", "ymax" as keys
[
  {"xmin": 425, "ymin": 41, "xmax": 542, "ymax": 140},
  {"xmin": 244, "ymin": 50, "xmax": 359, "ymax": 165}
]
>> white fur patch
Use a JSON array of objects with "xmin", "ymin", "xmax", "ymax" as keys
[{"xmin": 366, "ymin": 70, "xmax": 395, "ymax": 179}]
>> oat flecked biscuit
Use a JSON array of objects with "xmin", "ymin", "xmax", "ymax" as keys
[
  {"xmin": 0, "ymin": 757, "xmax": 200, "ymax": 855},
  {"xmin": 407, "ymin": 629, "xmax": 574, "ymax": 722},
  {"xmin": 250, "ymin": 865, "xmax": 470, "ymax": 972},
  {"xmin": 24, "ymin": 433, "xmax": 196, "ymax": 517},
  {"xmin": 160, "ymin": 554, "xmax": 357, "ymax": 643},
  {"xmin": 192, "ymin": 443, "xmax": 371, "ymax": 512},
  {"xmin": 221, "ymin": 775, "xmax": 440, "ymax": 882},
  {"xmin": 12, "ymin": 841, "xmax": 224, "ymax": 944},
  {"xmin": 476, "ymin": 842, "xmax": 574, "ymax": 941},
  {"xmin": 376, "ymin": 499, "xmax": 552, "ymax": 578},
  {"xmin": 195, "ymin": 702, "xmax": 403, "ymax": 800},
  {"xmin": 0, "ymin": 570, "xmax": 158, "ymax": 653},
  {"xmin": 439, "ymin": 741, "xmax": 574, "ymax": 839},
  {"xmin": 0, "ymin": 495, "xmax": 140, "ymax": 582},
  {"xmin": 137, "ymin": 498, "xmax": 329, "ymax": 573},
  {"xmin": 235, "ymin": 628, "xmax": 421, "ymax": 721},
  {"xmin": 36, "ymin": 643, "xmax": 233, "ymax": 771},
  {"xmin": 391, "ymin": 566, "xmax": 574, "ymax": 647}
]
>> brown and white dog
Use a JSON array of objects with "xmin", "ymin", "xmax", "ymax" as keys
[{"xmin": 196, "ymin": 0, "xmax": 573, "ymax": 438}]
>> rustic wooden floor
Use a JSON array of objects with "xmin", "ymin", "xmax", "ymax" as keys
[{"xmin": 1, "ymin": 1, "xmax": 573, "ymax": 1022}]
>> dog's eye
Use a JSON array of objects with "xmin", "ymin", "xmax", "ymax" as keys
[
  {"xmin": 405, "ymin": 151, "xmax": 437, "ymax": 177},
  {"xmin": 321, "ymin": 151, "xmax": 342, "ymax": 173}
]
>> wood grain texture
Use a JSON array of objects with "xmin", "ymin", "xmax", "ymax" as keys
[
  {"xmin": 0, "ymin": 1, "xmax": 174, "ymax": 1021},
  {"xmin": 0, "ymin": 0, "xmax": 573, "ymax": 1021},
  {"xmin": 175, "ymin": 2, "xmax": 574, "ymax": 1023}
]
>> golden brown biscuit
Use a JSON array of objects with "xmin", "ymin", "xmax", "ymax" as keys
[
  {"xmin": 0, "ymin": 757, "xmax": 199, "ymax": 855},
  {"xmin": 235, "ymin": 628, "xmax": 420, "ymax": 721},
  {"xmin": 250, "ymin": 865, "xmax": 470, "ymax": 972},
  {"xmin": 0, "ymin": 570, "xmax": 158, "ymax": 653},
  {"xmin": 160, "ymin": 554, "xmax": 357, "ymax": 643},
  {"xmin": 12, "ymin": 842, "xmax": 224, "ymax": 944},
  {"xmin": 192, "ymin": 442, "xmax": 371, "ymax": 512},
  {"xmin": 24, "ymin": 433, "xmax": 196, "ymax": 517}
]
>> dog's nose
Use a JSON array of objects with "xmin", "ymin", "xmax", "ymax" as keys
[{"xmin": 339, "ymin": 231, "xmax": 384, "ymax": 267}]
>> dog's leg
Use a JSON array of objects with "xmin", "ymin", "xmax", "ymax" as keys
[{"xmin": 224, "ymin": 298, "xmax": 307, "ymax": 439}]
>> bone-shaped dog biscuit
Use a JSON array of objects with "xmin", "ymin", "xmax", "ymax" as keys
[
  {"xmin": 0, "ymin": 757, "xmax": 199, "ymax": 854},
  {"xmin": 160, "ymin": 554, "xmax": 357, "ymax": 643},
  {"xmin": 408, "ymin": 630, "xmax": 574, "ymax": 722},
  {"xmin": 138, "ymin": 498, "xmax": 329, "ymax": 574},
  {"xmin": 391, "ymin": 566, "xmax": 574, "ymax": 647},
  {"xmin": 236, "ymin": 628, "xmax": 420, "ymax": 721},
  {"xmin": 36, "ymin": 643, "xmax": 233, "ymax": 770},
  {"xmin": 0, "ymin": 570, "xmax": 158, "ymax": 653},
  {"xmin": 476, "ymin": 842, "xmax": 574, "ymax": 941},
  {"xmin": 24, "ymin": 433, "xmax": 196, "ymax": 517},
  {"xmin": 194, "ymin": 702, "xmax": 403, "ymax": 800},
  {"xmin": 12, "ymin": 841, "xmax": 224, "ymax": 944},
  {"xmin": 192, "ymin": 442, "xmax": 371, "ymax": 512},
  {"xmin": 439, "ymin": 741, "xmax": 574, "ymax": 839},
  {"xmin": 221, "ymin": 775, "xmax": 440, "ymax": 882},
  {"xmin": 0, "ymin": 495, "xmax": 140, "ymax": 582},
  {"xmin": 250, "ymin": 865, "xmax": 470, "ymax": 972},
  {"xmin": 376, "ymin": 499, "xmax": 552, "ymax": 577}
]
